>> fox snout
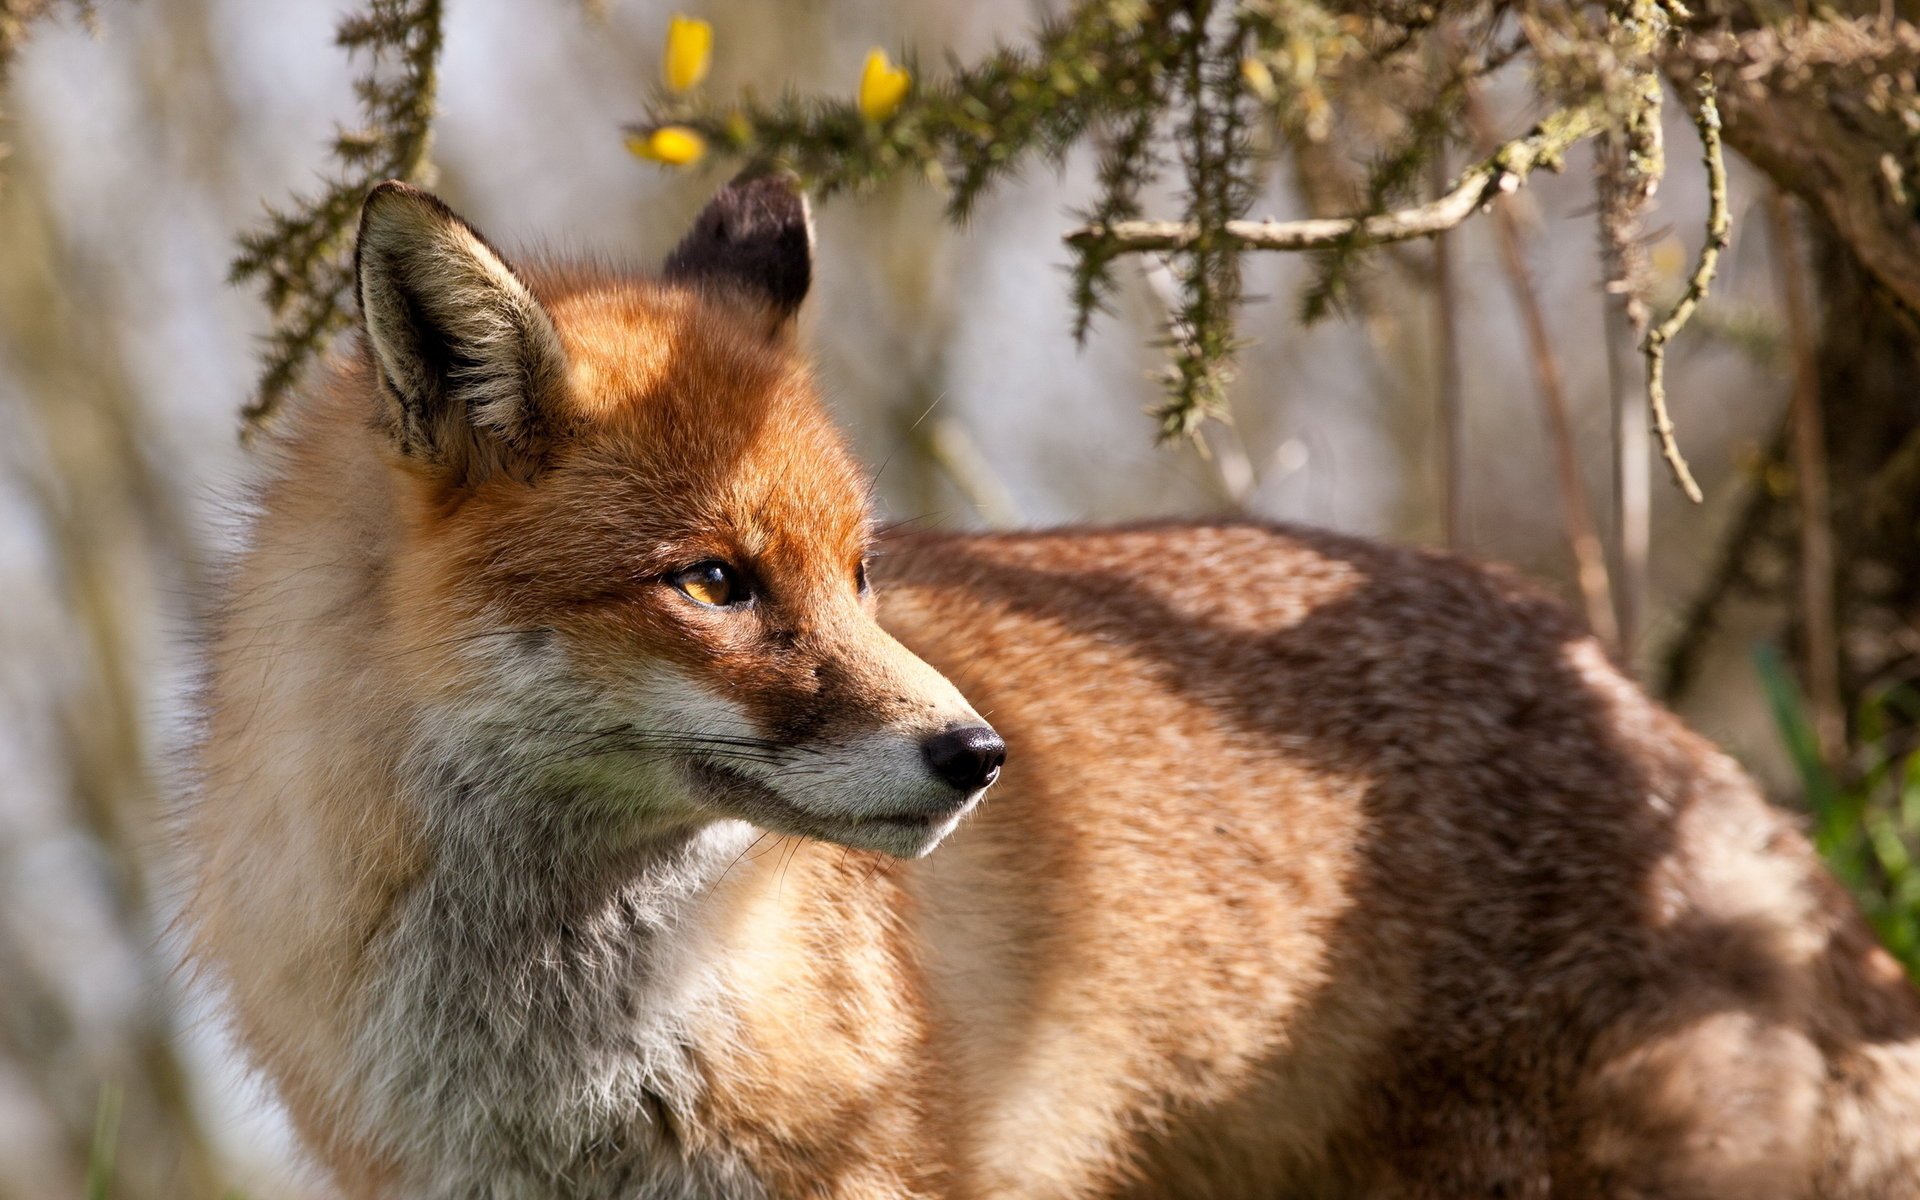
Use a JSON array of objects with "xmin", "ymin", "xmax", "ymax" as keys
[
  {"xmin": 713, "ymin": 640, "xmax": 1004, "ymax": 857},
  {"xmin": 922, "ymin": 724, "xmax": 1006, "ymax": 792}
]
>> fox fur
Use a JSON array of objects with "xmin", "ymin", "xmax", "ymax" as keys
[{"xmin": 183, "ymin": 175, "xmax": 1920, "ymax": 1199}]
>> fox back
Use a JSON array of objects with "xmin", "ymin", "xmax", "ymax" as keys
[{"xmin": 185, "ymin": 177, "xmax": 1920, "ymax": 1199}]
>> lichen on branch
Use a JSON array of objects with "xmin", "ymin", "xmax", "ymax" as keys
[{"xmin": 1640, "ymin": 74, "xmax": 1728, "ymax": 504}]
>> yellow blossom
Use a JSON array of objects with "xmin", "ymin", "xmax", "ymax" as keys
[
  {"xmin": 1240, "ymin": 57, "xmax": 1277, "ymax": 103},
  {"xmin": 857, "ymin": 48, "xmax": 910, "ymax": 121},
  {"xmin": 625, "ymin": 126, "xmax": 707, "ymax": 166},
  {"xmin": 663, "ymin": 14, "xmax": 712, "ymax": 93},
  {"xmin": 1651, "ymin": 235, "xmax": 1688, "ymax": 282}
]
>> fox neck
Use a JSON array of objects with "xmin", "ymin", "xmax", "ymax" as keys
[{"xmin": 348, "ymin": 735, "xmax": 763, "ymax": 1197}]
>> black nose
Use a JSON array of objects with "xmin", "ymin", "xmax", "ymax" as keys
[{"xmin": 922, "ymin": 725, "xmax": 1006, "ymax": 792}]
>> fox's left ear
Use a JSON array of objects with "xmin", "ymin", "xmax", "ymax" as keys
[
  {"xmin": 663, "ymin": 171, "xmax": 812, "ymax": 329},
  {"xmin": 355, "ymin": 181, "xmax": 568, "ymax": 485}
]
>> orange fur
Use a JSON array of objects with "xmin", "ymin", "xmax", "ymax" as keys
[{"xmin": 185, "ymin": 182, "xmax": 1920, "ymax": 1199}]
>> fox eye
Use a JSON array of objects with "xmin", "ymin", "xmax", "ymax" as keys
[
  {"xmin": 670, "ymin": 561, "xmax": 748, "ymax": 608},
  {"xmin": 856, "ymin": 559, "xmax": 871, "ymax": 595}
]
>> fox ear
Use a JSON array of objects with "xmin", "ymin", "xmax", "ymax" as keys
[
  {"xmin": 663, "ymin": 171, "xmax": 812, "ymax": 326},
  {"xmin": 354, "ymin": 181, "xmax": 568, "ymax": 484}
]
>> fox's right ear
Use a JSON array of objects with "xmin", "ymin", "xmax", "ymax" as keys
[
  {"xmin": 354, "ymin": 181, "xmax": 568, "ymax": 485},
  {"xmin": 663, "ymin": 171, "xmax": 812, "ymax": 330}
]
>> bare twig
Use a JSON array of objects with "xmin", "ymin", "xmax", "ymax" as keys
[
  {"xmin": 923, "ymin": 417, "xmax": 1019, "ymax": 529},
  {"xmin": 1767, "ymin": 188, "xmax": 1842, "ymax": 763},
  {"xmin": 1655, "ymin": 455, "xmax": 1780, "ymax": 700},
  {"xmin": 1428, "ymin": 126, "xmax": 1466, "ymax": 549},
  {"xmin": 1639, "ymin": 75, "xmax": 1729, "ymax": 504},
  {"xmin": 1063, "ymin": 102, "xmax": 1605, "ymax": 253},
  {"xmin": 1594, "ymin": 0, "xmax": 1670, "ymax": 654},
  {"xmin": 1467, "ymin": 87, "xmax": 1619, "ymax": 652},
  {"xmin": 1603, "ymin": 244, "xmax": 1651, "ymax": 658},
  {"xmin": 1428, "ymin": 19, "xmax": 1466, "ymax": 541}
]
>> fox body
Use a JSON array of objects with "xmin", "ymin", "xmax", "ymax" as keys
[{"xmin": 185, "ymin": 176, "xmax": 1920, "ymax": 1199}]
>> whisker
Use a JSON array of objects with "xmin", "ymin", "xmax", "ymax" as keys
[
  {"xmin": 370, "ymin": 627, "xmax": 556, "ymax": 666},
  {"xmin": 711, "ymin": 829, "xmax": 778, "ymax": 894},
  {"xmin": 777, "ymin": 834, "xmax": 804, "ymax": 900},
  {"xmin": 474, "ymin": 720, "xmax": 822, "ymax": 757}
]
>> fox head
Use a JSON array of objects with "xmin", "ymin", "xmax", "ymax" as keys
[{"xmin": 349, "ymin": 175, "xmax": 1001, "ymax": 858}]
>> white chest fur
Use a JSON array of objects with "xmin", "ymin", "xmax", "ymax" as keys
[{"xmin": 345, "ymin": 777, "xmax": 769, "ymax": 1200}]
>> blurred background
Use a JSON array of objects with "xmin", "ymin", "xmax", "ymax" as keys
[{"xmin": 0, "ymin": 0, "xmax": 1904, "ymax": 1195}]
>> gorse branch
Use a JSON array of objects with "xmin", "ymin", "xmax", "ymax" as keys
[
  {"xmin": 1292, "ymin": 32, "xmax": 1525, "ymax": 325},
  {"xmin": 628, "ymin": 0, "xmax": 1691, "ymax": 451},
  {"xmin": 219, "ymin": 0, "xmax": 1758, "ymax": 476},
  {"xmin": 637, "ymin": 0, "xmax": 1175, "ymax": 217},
  {"xmin": 0, "ymin": 0, "xmax": 94, "ymax": 86},
  {"xmin": 1068, "ymin": 89, "xmax": 1165, "ymax": 343},
  {"xmin": 1155, "ymin": 4, "xmax": 1256, "ymax": 441},
  {"xmin": 0, "ymin": 0, "xmax": 98, "ymax": 177},
  {"xmin": 230, "ymin": 0, "xmax": 442, "ymax": 433}
]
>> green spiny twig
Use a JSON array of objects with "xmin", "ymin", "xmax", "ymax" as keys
[
  {"xmin": 1068, "ymin": 91, "xmax": 1166, "ymax": 343},
  {"xmin": 618, "ymin": 0, "xmax": 1723, "ymax": 457},
  {"xmin": 0, "ymin": 0, "xmax": 95, "ymax": 86},
  {"xmin": 1293, "ymin": 31, "xmax": 1526, "ymax": 323},
  {"xmin": 1155, "ymin": 4, "xmax": 1256, "ymax": 440},
  {"xmin": 231, "ymin": 0, "xmax": 442, "ymax": 433},
  {"xmin": 635, "ymin": 0, "xmax": 1169, "ymax": 219},
  {"xmin": 0, "ymin": 0, "xmax": 99, "ymax": 181}
]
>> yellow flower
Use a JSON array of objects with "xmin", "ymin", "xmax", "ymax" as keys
[
  {"xmin": 1239, "ymin": 57, "xmax": 1277, "ymax": 103},
  {"xmin": 663, "ymin": 14, "xmax": 712, "ymax": 94},
  {"xmin": 1651, "ymin": 235, "xmax": 1688, "ymax": 282},
  {"xmin": 857, "ymin": 48, "xmax": 910, "ymax": 122},
  {"xmin": 625, "ymin": 126, "xmax": 707, "ymax": 166}
]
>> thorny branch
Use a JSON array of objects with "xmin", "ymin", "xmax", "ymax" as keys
[
  {"xmin": 0, "ymin": 0, "xmax": 93, "ymax": 87},
  {"xmin": 0, "ymin": 0, "xmax": 96, "ymax": 175},
  {"xmin": 205, "ymin": 0, "xmax": 1889, "ymax": 495},
  {"xmin": 229, "ymin": 0, "xmax": 442, "ymax": 432}
]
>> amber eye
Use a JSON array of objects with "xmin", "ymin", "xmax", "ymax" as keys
[{"xmin": 670, "ymin": 561, "xmax": 748, "ymax": 608}]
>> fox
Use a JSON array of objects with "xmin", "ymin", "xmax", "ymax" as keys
[{"xmin": 182, "ymin": 171, "xmax": 1920, "ymax": 1200}]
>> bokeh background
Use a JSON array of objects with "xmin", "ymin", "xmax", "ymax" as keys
[{"xmin": 0, "ymin": 0, "xmax": 1842, "ymax": 1194}]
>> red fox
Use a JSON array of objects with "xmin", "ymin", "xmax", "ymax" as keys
[{"xmin": 185, "ymin": 173, "xmax": 1920, "ymax": 1199}]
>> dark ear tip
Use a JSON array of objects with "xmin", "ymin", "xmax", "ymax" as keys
[
  {"xmin": 703, "ymin": 170, "xmax": 813, "ymax": 252},
  {"xmin": 663, "ymin": 169, "xmax": 814, "ymax": 317},
  {"xmin": 362, "ymin": 178, "xmax": 420, "ymax": 213},
  {"xmin": 717, "ymin": 169, "xmax": 809, "ymax": 221},
  {"xmin": 358, "ymin": 180, "xmax": 457, "ymax": 234}
]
